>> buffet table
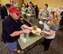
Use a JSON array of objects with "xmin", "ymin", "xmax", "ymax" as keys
[
  {"xmin": 18, "ymin": 33, "xmax": 44, "ymax": 54},
  {"xmin": 18, "ymin": 18, "xmax": 44, "ymax": 54}
]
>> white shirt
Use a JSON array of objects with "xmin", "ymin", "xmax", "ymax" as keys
[{"xmin": 43, "ymin": 23, "xmax": 55, "ymax": 39}]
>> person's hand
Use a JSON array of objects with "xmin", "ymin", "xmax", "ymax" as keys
[
  {"xmin": 28, "ymin": 27, "xmax": 33, "ymax": 30},
  {"xmin": 41, "ymin": 31, "xmax": 44, "ymax": 33},
  {"xmin": 23, "ymin": 29, "xmax": 31, "ymax": 33}
]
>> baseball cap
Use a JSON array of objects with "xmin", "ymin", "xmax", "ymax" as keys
[{"xmin": 9, "ymin": 6, "xmax": 21, "ymax": 14}]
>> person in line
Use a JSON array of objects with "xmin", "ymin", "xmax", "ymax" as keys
[
  {"xmin": 27, "ymin": 2, "xmax": 35, "ymax": 25},
  {"xmin": 59, "ymin": 12, "xmax": 63, "ymax": 31},
  {"xmin": 0, "ymin": 4, "xmax": 1, "ymax": 15},
  {"xmin": 41, "ymin": 12, "xmax": 56, "ymax": 51},
  {"xmin": 2, "ymin": 6, "xmax": 33, "ymax": 53},
  {"xmin": 39, "ymin": 4, "xmax": 49, "ymax": 20},
  {"xmin": 47, "ymin": 11, "xmax": 59, "ymax": 31},
  {"xmin": 21, "ymin": 3, "xmax": 27, "ymax": 13},
  {"xmin": 21, "ymin": 3, "xmax": 27, "ymax": 18},
  {"xmin": 0, "ymin": 4, "xmax": 1, "ymax": 20},
  {"xmin": 35, "ymin": 5, "xmax": 39, "ymax": 19},
  {"xmin": 0, "ymin": 3, "xmax": 11, "ymax": 19},
  {"xmin": 59, "ymin": 12, "xmax": 63, "ymax": 27}
]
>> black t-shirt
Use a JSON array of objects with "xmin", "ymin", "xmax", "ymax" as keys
[{"xmin": 2, "ymin": 15, "xmax": 23, "ymax": 43}]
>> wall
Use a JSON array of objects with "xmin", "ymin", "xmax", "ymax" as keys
[
  {"xmin": 1, "ymin": 0, "xmax": 10, "ymax": 5},
  {"xmin": 0, "ymin": 0, "xmax": 23, "ymax": 7},
  {"xmin": 0, "ymin": 0, "xmax": 63, "ymax": 8},
  {"xmin": 16, "ymin": 0, "xmax": 24, "ymax": 7},
  {"xmin": 0, "ymin": 0, "xmax": 2, "ymax": 4},
  {"xmin": 24, "ymin": 0, "xmax": 63, "ymax": 8}
]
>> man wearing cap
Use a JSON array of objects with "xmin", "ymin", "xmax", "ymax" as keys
[{"xmin": 2, "ymin": 6, "xmax": 33, "ymax": 53}]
